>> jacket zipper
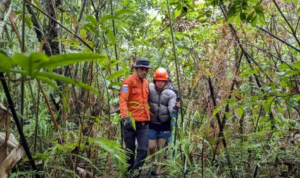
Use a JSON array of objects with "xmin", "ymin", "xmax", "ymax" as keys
[{"xmin": 157, "ymin": 92, "xmax": 161, "ymax": 122}]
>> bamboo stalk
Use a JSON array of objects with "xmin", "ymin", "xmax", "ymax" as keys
[
  {"xmin": 166, "ymin": 0, "xmax": 184, "ymax": 125},
  {"xmin": 110, "ymin": 0, "xmax": 119, "ymax": 80},
  {"xmin": 20, "ymin": 0, "xmax": 26, "ymax": 129}
]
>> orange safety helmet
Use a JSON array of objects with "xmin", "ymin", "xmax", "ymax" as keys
[{"xmin": 153, "ymin": 68, "xmax": 168, "ymax": 81}]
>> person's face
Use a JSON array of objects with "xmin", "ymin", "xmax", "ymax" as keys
[
  {"xmin": 155, "ymin": 80, "xmax": 167, "ymax": 89},
  {"xmin": 136, "ymin": 67, "xmax": 149, "ymax": 79}
]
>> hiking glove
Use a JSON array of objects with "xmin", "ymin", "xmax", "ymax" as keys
[{"xmin": 123, "ymin": 116, "xmax": 134, "ymax": 131}]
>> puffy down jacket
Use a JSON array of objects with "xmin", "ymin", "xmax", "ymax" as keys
[{"xmin": 148, "ymin": 83, "xmax": 176, "ymax": 124}]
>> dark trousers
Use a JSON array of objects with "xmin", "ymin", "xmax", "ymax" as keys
[{"xmin": 124, "ymin": 122, "xmax": 149, "ymax": 178}]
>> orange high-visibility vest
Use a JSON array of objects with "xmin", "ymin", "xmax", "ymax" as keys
[{"xmin": 119, "ymin": 74, "xmax": 150, "ymax": 122}]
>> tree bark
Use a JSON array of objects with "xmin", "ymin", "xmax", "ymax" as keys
[{"xmin": 46, "ymin": 0, "xmax": 60, "ymax": 55}]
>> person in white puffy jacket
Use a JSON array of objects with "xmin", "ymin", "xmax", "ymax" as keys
[{"xmin": 147, "ymin": 68, "xmax": 180, "ymax": 176}]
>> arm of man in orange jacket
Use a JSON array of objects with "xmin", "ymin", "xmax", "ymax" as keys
[{"xmin": 119, "ymin": 78, "xmax": 131, "ymax": 119}]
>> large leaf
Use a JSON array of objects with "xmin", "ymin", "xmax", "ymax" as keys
[
  {"xmin": 24, "ymin": 15, "xmax": 33, "ymax": 29},
  {"xmin": 108, "ymin": 82, "xmax": 122, "ymax": 90},
  {"xmin": 107, "ymin": 29, "xmax": 116, "ymax": 44},
  {"xmin": 0, "ymin": 54, "xmax": 12, "ymax": 72},
  {"xmin": 116, "ymin": 9, "xmax": 135, "ymax": 16},
  {"xmin": 106, "ymin": 70, "xmax": 127, "ymax": 81},
  {"xmin": 42, "ymin": 53, "xmax": 107, "ymax": 70},
  {"xmin": 36, "ymin": 72, "xmax": 100, "ymax": 96},
  {"xmin": 87, "ymin": 15, "xmax": 97, "ymax": 27},
  {"xmin": 12, "ymin": 53, "xmax": 48, "ymax": 77},
  {"xmin": 99, "ymin": 15, "xmax": 119, "ymax": 23}
]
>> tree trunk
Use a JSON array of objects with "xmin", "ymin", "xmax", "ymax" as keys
[{"xmin": 46, "ymin": 0, "xmax": 60, "ymax": 55}]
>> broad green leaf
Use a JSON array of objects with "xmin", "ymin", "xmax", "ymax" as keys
[
  {"xmin": 240, "ymin": 12, "xmax": 246, "ymax": 21},
  {"xmin": 235, "ymin": 15, "xmax": 241, "ymax": 25},
  {"xmin": 10, "ymin": 69, "xmax": 60, "ymax": 92},
  {"xmin": 10, "ymin": 69, "xmax": 28, "ymax": 76},
  {"xmin": 237, "ymin": 108, "xmax": 244, "ymax": 117},
  {"xmin": 107, "ymin": 29, "xmax": 116, "ymax": 44},
  {"xmin": 267, "ymin": 97, "xmax": 274, "ymax": 109},
  {"xmin": 263, "ymin": 101, "xmax": 270, "ymax": 113},
  {"xmin": 82, "ymin": 23, "xmax": 97, "ymax": 33},
  {"xmin": 12, "ymin": 53, "xmax": 48, "ymax": 76},
  {"xmin": 116, "ymin": 9, "xmax": 135, "ymax": 16},
  {"xmin": 226, "ymin": 16, "xmax": 235, "ymax": 24},
  {"xmin": 100, "ymin": 25, "xmax": 109, "ymax": 31},
  {"xmin": 259, "ymin": 116, "xmax": 269, "ymax": 124},
  {"xmin": 99, "ymin": 15, "xmax": 119, "ymax": 23},
  {"xmin": 251, "ymin": 15, "xmax": 257, "ymax": 27},
  {"xmin": 36, "ymin": 72, "xmax": 100, "ymax": 96},
  {"xmin": 212, "ymin": 107, "xmax": 220, "ymax": 116},
  {"xmin": 43, "ymin": 53, "xmax": 107, "ymax": 70},
  {"xmin": 108, "ymin": 82, "xmax": 122, "ymax": 90},
  {"xmin": 0, "ymin": 54, "xmax": 12, "ymax": 72},
  {"xmin": 12, "ymin": 53, "xmax": 29, "ymax": 72},
  {"xmin": 247, "ymin": 12, "xmax": 255, "ymax": 22},
  {"xmin": 25, "ymin": 15, "xmax": 33, "ymax": 29},
  {"xmin": 294, "ymin": 61, "xmax": 300, "ymax": 69},
  {"xmin": 87, "ymin": 15, "xmax": 97, "ymax": 27},
  {"xmin": 106, "ymin": 70, "xmax": 127, "ymax": 81},
  {"xmin": 175, "ymin": 9, "xmax": 181, "ymax": 18}
]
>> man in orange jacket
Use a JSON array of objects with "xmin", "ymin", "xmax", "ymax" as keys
[{"xmin": 119, "ymin": 58, "xmax": 152, "ymax": 177}]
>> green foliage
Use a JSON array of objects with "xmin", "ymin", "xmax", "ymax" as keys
[
  {"xmin": 116, "ymin": 9, "xmax": 135, "ymax": 16},
  {"xmin": 106, "ymin": 70, "xmax": 127, "ymax": 81},
  {"xmin": 89, "ymin": 138, "xmax": 128, "ymax": 163},
  {"xmin": 0, "ymin": 52, "xmax": 107, "ymax": 95}
]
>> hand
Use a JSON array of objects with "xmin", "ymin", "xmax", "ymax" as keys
[{"xmin": 123, "ymin": 116, "xmax": 134, "ymax": 131}]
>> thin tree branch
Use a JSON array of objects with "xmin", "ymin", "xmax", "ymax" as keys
[
  {"xmin": 24, "ymin": 0, "xmax": 93, "ymax": 51},
  {"xmin": 272, "ymin": 0, "xmax": 300, "ymax": 48},
  {"xmin": 257, "ymin": 26, "xmax": 300, "ymax": 53}
]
